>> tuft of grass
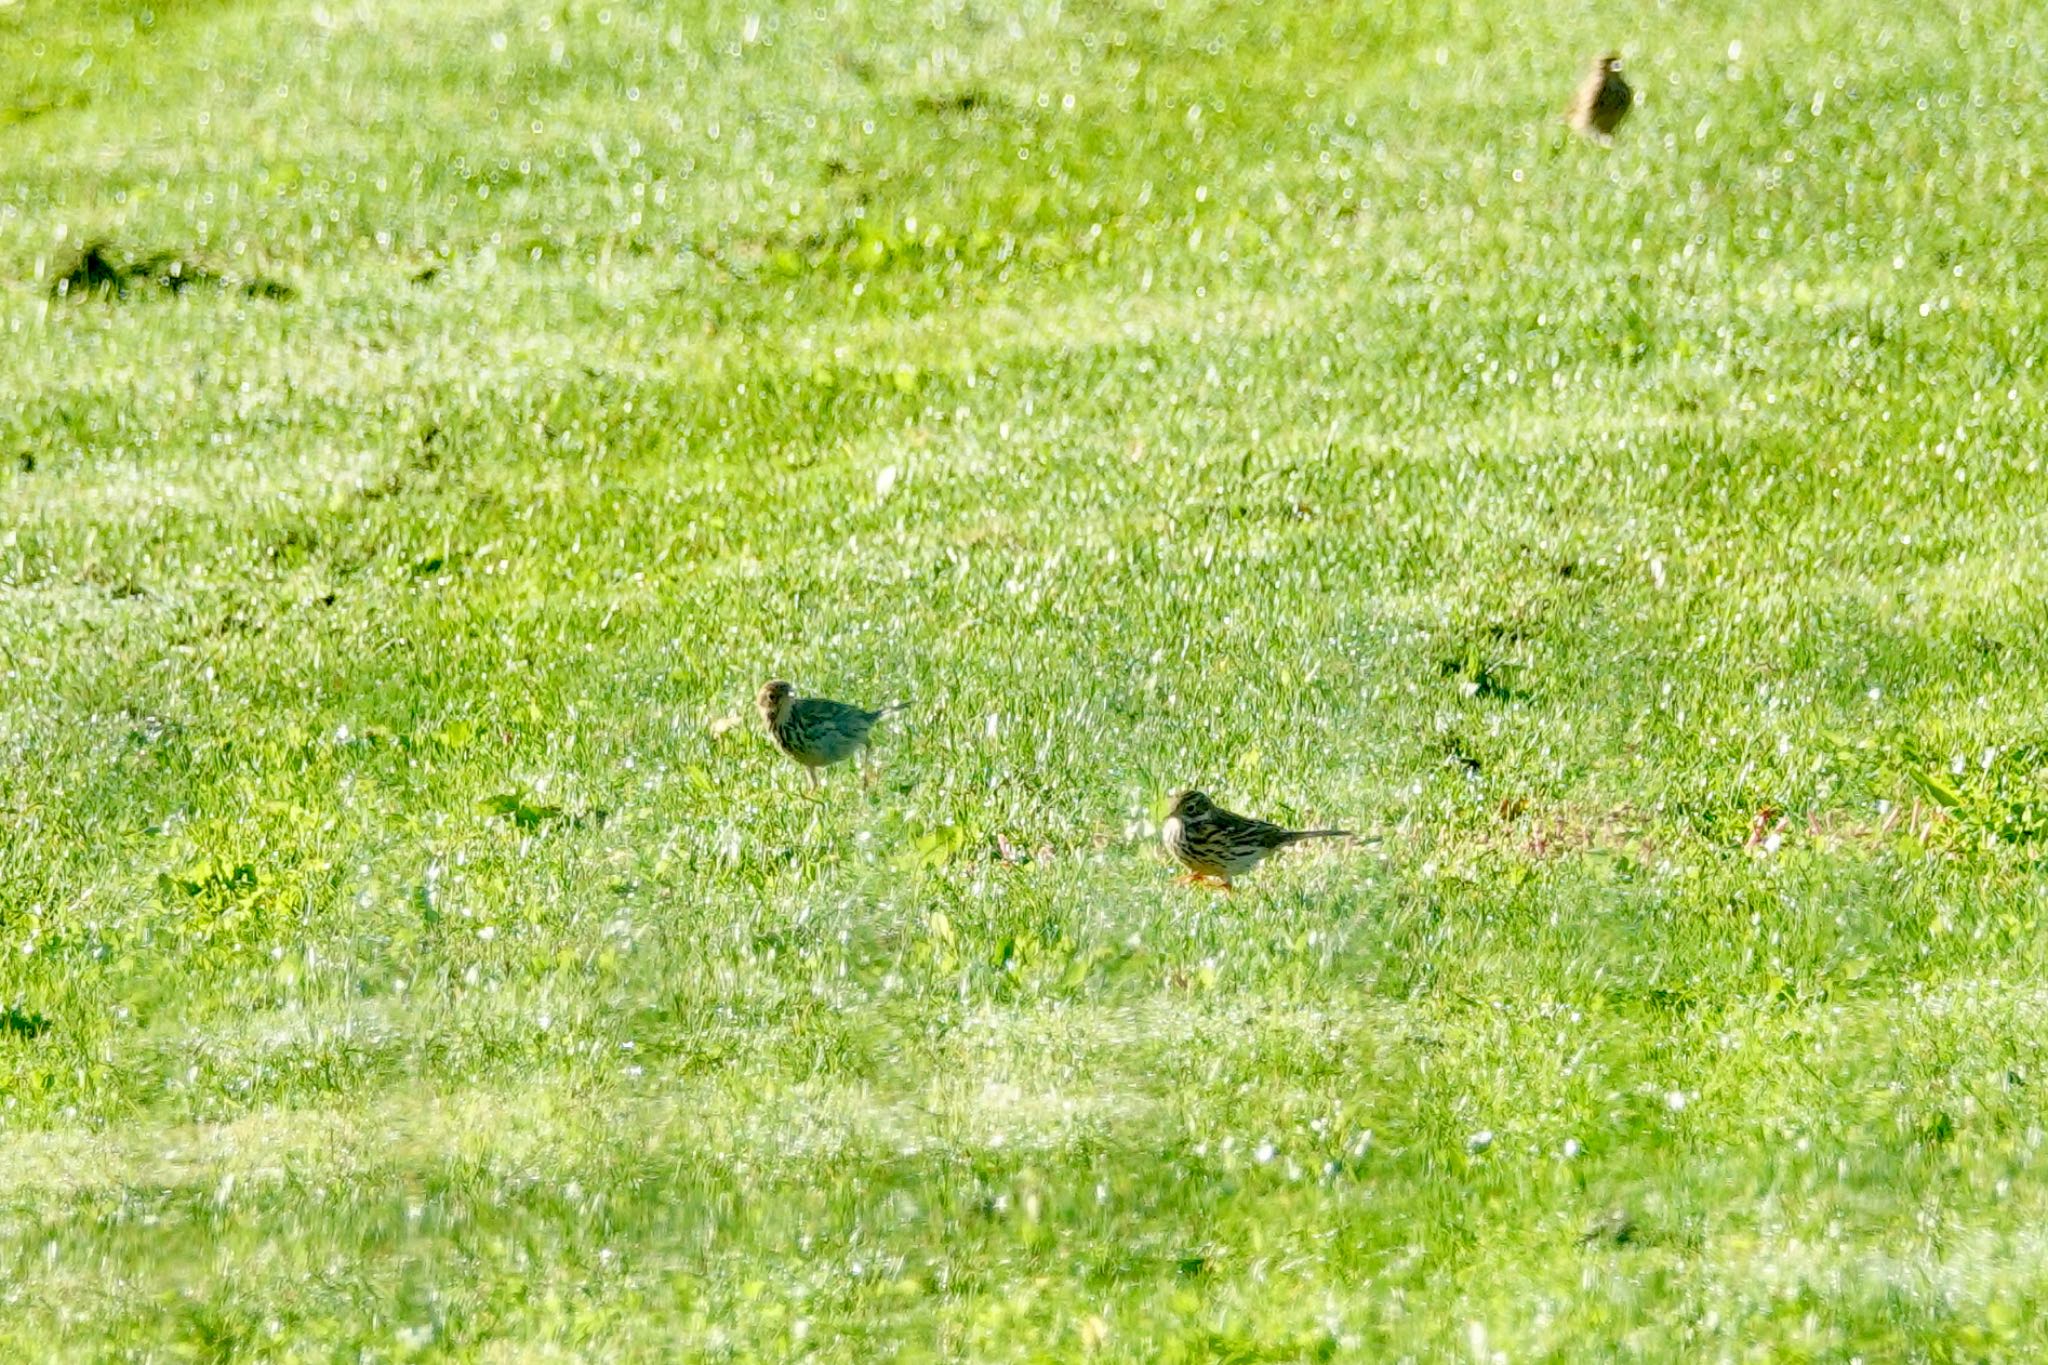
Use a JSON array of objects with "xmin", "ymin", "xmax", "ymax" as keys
[
  {"xmin": 7, "ymin": 0, "xmax": 2048, "ymax": 1357},
  {"xmin": 49, "ymin": 240, "xmax": 296, "ymax": 302}
]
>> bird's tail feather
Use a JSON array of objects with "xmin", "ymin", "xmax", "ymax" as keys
[
  {"xmin": 1282, "ymin": 828, "xmax": 1350, "ymax": 843},
  {"xmin": 875, "ymin": 700, "xmax": 911, "ymax": 717}
]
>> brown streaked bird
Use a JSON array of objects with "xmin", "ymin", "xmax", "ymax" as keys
[
  {"xmin": 1568, "ymin": 52, "xmax": 1633, "ymax": 141},
  {"xmin": 1162, "ymin": 789, "xmax": 1349, "ymax": 890},
  {"xmin": 756, "ymin": 680, "xmax": 905, "ymax": 787}
]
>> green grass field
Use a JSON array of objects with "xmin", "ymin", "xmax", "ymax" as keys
[{"xmin": 7, "ymin": 0, "xmax": 2048, "ymax": 1356}]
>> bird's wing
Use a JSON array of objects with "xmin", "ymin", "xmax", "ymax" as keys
[
  {"xmin": 794, "ymin": 698, "xmax": 874, "ymax": 738},
  {"xmin": 790, "ymin": 699, "xmax": 872, "ymax": 753},
  {"xmin": 1230, "ymin": 814, "xmax": 1298, "ymax": 849}
]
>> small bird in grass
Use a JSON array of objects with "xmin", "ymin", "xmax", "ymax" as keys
[
  {"xmin": 1162, "ymin": 789, "xmax": 1350, "ymax": 890},
  {"xmin": 1568, "ymin": 52, "xmax": 1633, "ymax": 141},
  {"xmin": 756, "ymin": 680, "xmax": 905, "ymax": 788}
]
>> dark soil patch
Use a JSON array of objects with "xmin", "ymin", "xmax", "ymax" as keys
[
  {"xmin": 51, "ymin": 241, "xmax": 296, "ymax": 302},
  {"xmin": 0, "ymin": 1006, "xmax": 50, "ymax": 1041},
  {"xmin": 915, "ymin": 88, "xmax": 990, "ymax": 115}
]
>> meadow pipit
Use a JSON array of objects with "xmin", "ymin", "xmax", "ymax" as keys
[
  {"xmin": 1569, "ymin": 52, "xmax": 1633, "ymax": 141},
  {"xmin": 756, "ymin": 680, "xmax": 905, "ymax": 787},
  {"xmin": 1163, "ymin": 789, "xmax": 1349, "ymax": 890}
]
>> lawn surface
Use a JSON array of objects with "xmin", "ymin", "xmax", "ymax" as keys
[{"xmin": 6, "ymin": 0, "xmax": 2048, "ymax": 1358}]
